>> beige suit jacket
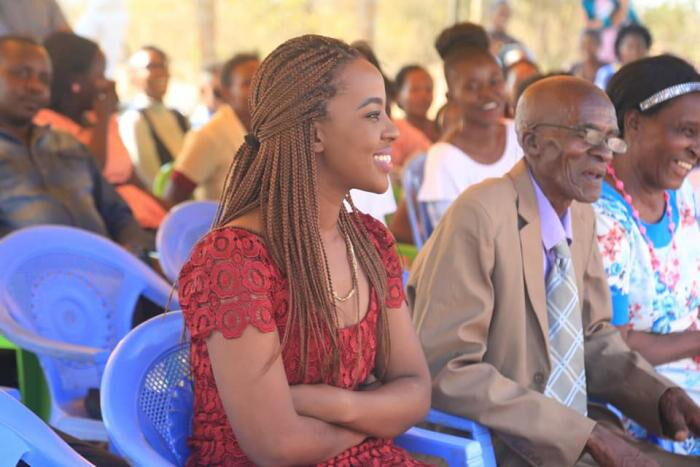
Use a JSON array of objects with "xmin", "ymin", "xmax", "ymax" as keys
[{"xmin": 408, "ymin": 160, "xmax": 674, "ymax": 467}]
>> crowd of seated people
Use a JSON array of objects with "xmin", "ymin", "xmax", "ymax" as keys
[{"xmin": 2, "ymin": 1, "xmax": 700, "ymax": 466}]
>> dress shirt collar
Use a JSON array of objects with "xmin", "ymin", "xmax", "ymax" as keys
[{"xmin": 528, "ymin": 168, "xmax": 573, "ymax": 250}]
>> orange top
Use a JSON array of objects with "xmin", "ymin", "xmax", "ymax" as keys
[{"xmin": 34, "ymin": 109, "xmax": 166, "ymax": 229}]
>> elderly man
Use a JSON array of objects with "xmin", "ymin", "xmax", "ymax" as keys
[
  {"xmin": 0, "ymin": 35, "xmax": 144, "ymax": 252},
  {"xmin": 408, "ymin": 76, "xmax": 700, "ymax": 466}
]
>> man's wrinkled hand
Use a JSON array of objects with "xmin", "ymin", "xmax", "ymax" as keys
[
  {"xmin": 585, "ymin": 424, "xmax": 658, "ymax": 467},
  {"xmin": 659, "ymin": 387, "xmax": 700, "ymax": 441}
]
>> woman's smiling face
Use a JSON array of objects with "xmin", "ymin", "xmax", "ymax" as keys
[
  {"xmin": 313, "ymin": 58, "xmax": 399, "ymax": 196},
  {"xmin": 627, "ymin": 93, "xmax": 700, "ymax": 191}
]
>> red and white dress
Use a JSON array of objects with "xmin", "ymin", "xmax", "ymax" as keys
[{"xmin": 179, "ymin": 213, "xmax": 428, "ymax": 466}]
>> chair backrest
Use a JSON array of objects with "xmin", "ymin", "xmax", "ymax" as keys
[
  {"xmin": 101, "ymin": 311, "xmax": 191, "ymax": 467},
  {"xmin": 0, "ymin": 226, "xmax": 173, "ymax": 421},
  {"xmin": 402, "ymin": 153, "xmax": 432, "ymax": 249},
  {"xmin": 156, "ymin": 201, "xmax": 219, "ymax": 283},
  {"xmin": 0, "ymin": 390, "xmax": 92, "ymax": 466}
]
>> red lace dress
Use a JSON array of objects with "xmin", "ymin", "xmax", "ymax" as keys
[{"xmin": 179, "ymin": 214, "xmax": 429, "ymax": 466}]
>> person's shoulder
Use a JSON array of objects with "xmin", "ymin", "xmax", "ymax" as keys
[
  {"xmin": 425, "ymin": 142, "xmax": 469, "ymax": 174},
  {"xmin": 40, "ymin": 127, "xmax": 91, "ymax": 155},
  {"xmin": 427, "ymin": 141, "xmax": 463, "ymax": 159},
  {"xmin": 444, "ymin": 175, "xmax": 517, "ymax": 231},
  {"xmin": 181, "ymin": 224, "xmax": 271, "ymax": 279},
  {"xmin": 460, "ymin": 173, "xmax": 517, "ymax": 209},
  {"xmin": 357, "ymin": 212, "xmax": 396, "ymax": 251},
  {"xmin": 118, "ymin": 106, "xmax": 145, "ymax": 128},
  {"xmin": 676, "ymin": 179, "xmax": 697, "ymax": 204},
  {"xmin": 593, "ymin": 182, "xmax": 631, "ymax": 221}
]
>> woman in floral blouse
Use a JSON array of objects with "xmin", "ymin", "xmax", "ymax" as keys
[{"xmin": 594, "ymin": 54, "xmax": 700, "ymax": 456}]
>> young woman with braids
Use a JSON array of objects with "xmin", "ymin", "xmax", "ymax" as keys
[{"xmin": 178, "ymin": 35, "xmax": 431, "ymax": 466}]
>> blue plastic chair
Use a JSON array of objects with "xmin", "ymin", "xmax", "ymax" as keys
[
  {"xmin": 403, "ymin": 153, "xmax": 433, "ymax": 250},
  {"xmin": 0, "ymin": 389, "xmax": 92, "ymax": 466},
  {"xmin": 156, "ymin": 200, "xmax": 219, "ymax": 283},
  {"xmin": 0, "ymin": 225, "xmax": 174, "ymax": 441},
  {"xmin": 102, "ymin": 311, "xmax": 495, "ymax": 466}
]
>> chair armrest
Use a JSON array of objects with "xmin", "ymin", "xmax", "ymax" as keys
[
  {"xmin": 0, "ymin": 306, "xmax": 109, "ymax": 364},
  {"xmin": 395, "ymin": 426, "xmax": 484, "ymax": 465},
  {"xmin": 425, "ymin": 409, "xmax": 497, "ymax": 466},
  {"xmin": 426, "ymin": 409, "xmax": 491, "ymax": 438}
]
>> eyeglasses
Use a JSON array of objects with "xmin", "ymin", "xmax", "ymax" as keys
[{"xmin": 531, "ymin": 123, "xmax": 628, "ymax": 154}]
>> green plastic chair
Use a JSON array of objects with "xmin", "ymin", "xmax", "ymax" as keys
[
  {"xmin": 152, "ymin": 162, "xmax": 174, "ymax": 198},
  {"xmin": 0, "ymin": 334, "xmax": 50, "ymax": 421}
]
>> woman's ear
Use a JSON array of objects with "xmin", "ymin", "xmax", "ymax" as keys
[
  {"xmin": 311, "ymin": 121, "xmax": 325, "ymax": 154},
  {"xmin": 623, "ymin": 109, "xmax": 641, "ymax": 136}
]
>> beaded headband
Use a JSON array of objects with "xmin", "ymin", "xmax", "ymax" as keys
[{"xmin": 638, "ymin": 81, "xmax": 700, "ymax": 111}]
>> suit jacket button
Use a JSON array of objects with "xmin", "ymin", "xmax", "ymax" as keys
[{"xmin": 534, "ymin": 372, "xmax": 545, "ymax": 385}]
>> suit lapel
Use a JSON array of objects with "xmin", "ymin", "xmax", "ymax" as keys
[
  {"xmin": 570, "ymin": 202, "xmax": 588, "ymax": 299},
  {"xmin": 508, "ymin": 161, "xmax": 550, "ymax": 356}
]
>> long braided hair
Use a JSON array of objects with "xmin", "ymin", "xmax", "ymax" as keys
[{"xmin": 214, "ymin": 35, "xmax": 390, "ymax": 381}]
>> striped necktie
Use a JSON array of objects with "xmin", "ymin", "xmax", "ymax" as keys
[{"xmin": 544, "ymin": 241, "xmax": 588, "ymax": 415}]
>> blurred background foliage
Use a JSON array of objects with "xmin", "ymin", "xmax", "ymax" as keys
[{"xmin": 57, "ymin": 0, "xmax": 700, "ymax": 113}]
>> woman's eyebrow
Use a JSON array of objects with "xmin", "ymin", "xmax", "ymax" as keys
[{"xmin": 356, "ymin": 96, "xmax": 383, "ymax": 110}]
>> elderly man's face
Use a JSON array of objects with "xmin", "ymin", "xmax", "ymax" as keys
[{"xmin": 529, "ymin": 96, "xmax": 617, "ymax": 206}]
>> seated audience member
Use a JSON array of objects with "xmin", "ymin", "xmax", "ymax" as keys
[
  {"xmin": 119, "ymin": 45, "xmax": 188, "ymax": 188},
  {"xmin": 189, "ymin": 62, "xmax": 223, "ymax": 130},
  {"xmin": 595, "ymin": 23, "xmax": 651, "ymax": 90},
  {"xmin": 0, "ymin": 36, "xmax": 144, "ymax": 252},
  {"xmin": 394, "ymin": 64, "xmax": 439, "ymax": 143},
  {"xmin": 594, "ymin": 54, "xmax": 700, "ymax": 456},
  {"xmin": 408, "ymin": 75, "xmax": 700, "ymax": 466},
  {"xmin": 570, "ymin": 29, "xmax": 608, "ymax": 83},
  {"xmin": 178, "ymin": 34, "xmax": 430, "ymax": 465},
  {"xmin": 488, "ymin": 0, "xmax": 522, "ymax": 56},
  {"xmin": 582, "ymin": 0, "xmax": 640, "ymax": 63},
  {"xmin": 36, "ymin": 32, "xmax": 166, "ymax": 232},
  {"xmin": 165, "ymin": 53, "xmax": 259, "ymax": 206},
  {"xmin": 390, "ymin": 65, "xmax": 434, "ymax": 170},
  {"xmin": 418, "ymin": 22, "xmax": 521, "ymax": 227}
]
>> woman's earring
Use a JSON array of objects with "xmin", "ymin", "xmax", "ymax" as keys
[{"xmin": 71, "ymin": 83, "xmax": 81, "ymax": 94}]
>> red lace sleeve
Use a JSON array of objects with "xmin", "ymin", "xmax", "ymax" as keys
[
  {"xmin": 357, "ymin": 213, "xmax": 405, "ymax": 309},
  {"xmin": 178, "ymin": 228, "xmax": 278, "ymax": 340}
]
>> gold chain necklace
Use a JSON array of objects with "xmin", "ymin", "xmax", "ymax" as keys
[{"xmin": 332, "ymin": 232, "xmax": 358, "ymax": 303}]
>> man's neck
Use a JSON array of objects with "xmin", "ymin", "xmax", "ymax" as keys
[{"xmin": 528, "ymin": 163, "xmax": 571, "ymax": 217}]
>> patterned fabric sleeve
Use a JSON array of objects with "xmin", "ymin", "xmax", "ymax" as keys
[
  {"xmin": 358, "ymin": 213, "xmax": 406, "ymax": 309},
  {"xmin": 594, "ymin": 202, "xmax": 633, "ymax": 326},
  {"xmin": 178, "ymin": 229, "xmax": 278, "ymax": 340}
]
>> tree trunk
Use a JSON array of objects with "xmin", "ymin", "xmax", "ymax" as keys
[
  {"xmin": 358, "ymin": 0, "xmax": 377, "ymax": 46},
  {"xmin": 195, "ymin": 0, "xmax": 217, "ymax": 66}
]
